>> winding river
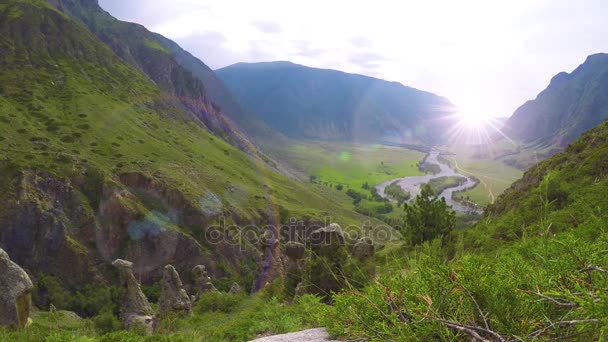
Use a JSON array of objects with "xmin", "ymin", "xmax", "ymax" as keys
[{"xmin": 375, "ymin": 150, "xmax": 481, "ymax": 214}]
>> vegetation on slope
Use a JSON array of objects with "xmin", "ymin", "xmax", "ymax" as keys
[
  {"xmin": 327, "ymin": 120, "xmax": 608, "ymax": 340},
  {"xmin": 0, "ymin": 0, "xmax": 383, "ymax": 314}
]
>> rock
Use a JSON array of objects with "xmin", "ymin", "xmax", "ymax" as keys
[
  {"xmin": 159, "ymin": 265, "xmax": 192, "ymax": 316},
  {"xmin": 192, "ymin": 265, "xmax": 218, "ymax": 298},
  {"xmin": 250, "ymin": 328, "xmax": 336, "ymax": 342},
  {"xmin": 0, "ymin": 248, "xmax": 33, "ymax": 329},
  {"xmin": 229, "ymin": 282, "xmax": 242, "ymax": 294},
  {"xmin": 285, "ymin": 241, "xmax": 305, "ymax": 260},
  {"xmin": 310, "ymin": 223, "xmax": 345, "ymax": 248},
  {"xmin": 308, "ymin": 224, "xmax": 349, "ymax": 300},
  {"xmin": 351, "ymin": 238, "xmax": 374, "ymax": 259},
  {"xmin": 112, "ymin": 259, "xmax": 154, "ymax": 333}
]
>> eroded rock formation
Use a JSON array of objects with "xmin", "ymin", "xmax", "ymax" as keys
[
  {"xmin": 0, "ymin": 248, "xmax": 33, "ymax": 329},
  {"xmin": 192, "ymin": 265, "xmax": 218, "ymax": 298},
  {"xmin": 159, "ymin": 265, "xmax": 191, "ymax": 316},
  {"xmin": 112, "ymin": 259, "xmax": 154, "ymax": 334}
]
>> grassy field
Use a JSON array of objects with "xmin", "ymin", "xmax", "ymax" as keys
[
  {"xmin": 270, "ymin": 141, "xmax": 425, "ymax": 189},
  {"xmin": 440, "ymin": 145, "xmax": 523, "ymax": 206}
]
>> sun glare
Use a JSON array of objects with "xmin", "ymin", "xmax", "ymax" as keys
[{"xmin": 457, "ymin": 105, "xmax": 489, "ymax": 129}]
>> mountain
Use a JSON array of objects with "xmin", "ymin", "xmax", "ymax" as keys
[
  {"xmin": 46, "ymin": 0, "xmax": 278, "ymax": 144},
  {"xmin": 506, "ymin": 53, "xmax": 608, "ymax": 146},
  {"xmin": 216, "ymin": 61, "xmax": 456, "ymax": 144},
  {"xmin": 0, "ymin": 0, "xmax": 372, "ymax": 294}
]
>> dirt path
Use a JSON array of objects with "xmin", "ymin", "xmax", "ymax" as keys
[{"xmin": 249, "ymin": 328, "xmax": 336, "ymax": 342}]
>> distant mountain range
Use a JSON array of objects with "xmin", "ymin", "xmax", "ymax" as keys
[
  {"xmin": 506, "ymin": 53, "xmax": 608, "ymax": 147},
  {"xmin": 217, "ymin": 61, "xmax": 456, "ymax": 144}
]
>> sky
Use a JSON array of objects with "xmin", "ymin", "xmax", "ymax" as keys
[{"xmin": 99, "ymin": 0, "xmax": 608, "ymax": 118}]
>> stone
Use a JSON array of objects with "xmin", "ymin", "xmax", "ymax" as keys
[
  {"xmin": 159, "ymin": 265, "xmax": 191, "ymax": 316},
  {"xmin": 351, "ymin": 238, "xmax": 374, "ymax": 259},
  {"xmin": 229, "ymin": 282, "xmax": 242, "ymax": 294},
  {"xmin": 192, "ymin": 265, "xmax": 218, "ymax": 298},
  {"xmin": 285, "ymin": 241, "xmax": 305, "ymax": 260},
  {"xmin": 112, "ymin": 259, "xmax": 154, "ymax": 333},
  {"xmin": 0, "ymin": 248, "xmax": 33, "ymax": 329},
  {"xmin": 310, "ymin": 223, "xmax": 345, "ymax": 249}
]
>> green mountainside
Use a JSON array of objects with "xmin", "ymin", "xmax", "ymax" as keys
[
  {"xmin": 326, "ymin": 121, "xmax": 608, "ymax": 340},
  {"xmin": 217, "ymin": 61, "xmax": 456, "ymax": 144},
  {"xmin": 0, "ymin": 0, "xmax": 375, "ymax": 296},
  {"xmin": 46, "ymin": 0, "xmax": 279, "ymax": 146}
]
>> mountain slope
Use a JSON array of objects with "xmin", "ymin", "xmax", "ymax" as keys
[
  {"xmin": 327, "ymin": 116, "xmax": 608, "ymax": 341},
  {"xmin": 45, "ymin": 0, "xmax": 274, "ymax": 148},
  {"xmin": 506, "ymin": 53, "xmax": 608, "ymax": 146},
  {"xmin": 217, "ymin": 61, "xmax": 456, "ymax": 144},
  {"xmin": 0, "ymin": 0, "xmax": 376, "ymax": 294}
]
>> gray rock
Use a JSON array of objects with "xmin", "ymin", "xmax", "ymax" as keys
[
  {"xmin": 229, "ymin": 282, "xmax": 242, "ymax": 294},
  {"xmin": 0, "ymin": 248, "xmax": 33, "ymax": 329},
  {"xmin": 310, "ymin": 223, "xmax": 345, "ymax": 248},
  {"xmin": 112, "ymin": 259, "xmax": 154, "ymax": 333},
  {"xmin": 192, "ymin": 265, "xmax": 218, "ymax": 298},
  {"xmin": 249, "ymin": 328, "xmax": 336, "ymax": 342},
  {"xmin": 159, "ymin": 265, "xmax": 191, "ymax": 316},
  {"xmin": 352, "ymin": 238, "xmax": 374, "ymax": 259},
  {"xmin": 285, "ymin": 241, "xmax": 305, "ymax": 260}
]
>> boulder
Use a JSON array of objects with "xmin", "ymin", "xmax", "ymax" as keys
[
  {"xmin": 0, "ymin": 248, "xmax": 33, "ymax": 329},
  {"xmin": 192, "ymin": 265, "xmax": 218, "ymax": 298},
  {"xmin": 285, "ymin": 241, "xmax": 305, "ymax": 260},
  {"xmin": 310, "ymin": 223, "xmax": 345, "ymax": 249},
  {"xmin": 229, "ymin": 282, "xmax": 242, "ymax": 294},
  {"xmin": 351, "ymin": 238, "xmax": 374, "ymax": 259},
  {"xmin": 159, "ymin": 265, "xmax": 191, "ymax": 316},
  {"xmin": 112, "ymin": 259, "xmax": 154, "ymax": 333}
]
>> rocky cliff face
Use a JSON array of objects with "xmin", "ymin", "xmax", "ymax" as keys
[
  {"xmin": 0, "ymin": 166, "xmax": 258, "ymax": 289},
  {"xmin": 506, "ymin": 53, "xmax": 608, "ymax": 146}
]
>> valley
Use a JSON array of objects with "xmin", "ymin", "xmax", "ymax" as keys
[{"xmin": 1, "ymin": 0, "xmax": 607, "ymax": 341}]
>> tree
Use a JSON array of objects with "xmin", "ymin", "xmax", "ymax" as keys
[{"xmin": 402, "ymin": 184, "xmax": 455, "ymax": 245}]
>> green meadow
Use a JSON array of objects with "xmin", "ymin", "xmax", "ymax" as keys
[
  {"xmin": 275, "ymin": 141, "xmax": 425, "ymax": 189},
  {"xmin": 440, "ymin": 146, "xmax": 523, "ymax": 206}
]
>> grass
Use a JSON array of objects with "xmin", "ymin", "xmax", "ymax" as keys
[
  {"xmin": 439, "ymin": 145, "xmax": 523, "ymax": 206},
  {"xmin": 269, "ymin": 141, "xmax": 425, "ymax": 189},
  {"xmin": 426, "ymin": 176, "xmax": 466, "ymax": 196}
]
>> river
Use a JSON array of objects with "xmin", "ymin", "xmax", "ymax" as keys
[{"xmin": 375, "ymin": 150, "xmax": 481, "ymax": 214}]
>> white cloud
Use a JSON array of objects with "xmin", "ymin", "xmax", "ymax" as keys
[{"xmin": 99, "ymin": 0, "xmax": 608, "ymax": 117}]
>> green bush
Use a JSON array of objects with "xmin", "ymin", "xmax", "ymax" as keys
[{"xmin": 194, "ymin": 291, "xmax": 247, "ymax": 314}]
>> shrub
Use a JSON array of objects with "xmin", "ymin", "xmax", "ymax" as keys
[{"xmin": 194, "ymin": 291, "xmax": 247, "ymax": 314}]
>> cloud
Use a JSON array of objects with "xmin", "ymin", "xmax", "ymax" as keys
[
  {"xmin": 251, "ymin": 20, "xmax": 282, "ymax": 34},
  {"xmin": 348, "ymin": 52, "xmax": 390, "ymax": 71},
  {"xmin": 349, "ymin": 36, "xmax": 371, "ymax": 48},
  {"xmin": 292, "ymin": 41, "xmax": 326, "ymax": 58}
]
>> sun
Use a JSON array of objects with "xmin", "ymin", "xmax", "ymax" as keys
[{"xmin": 456, "ymin": 104, "xmax": 489, "ymax": 129}]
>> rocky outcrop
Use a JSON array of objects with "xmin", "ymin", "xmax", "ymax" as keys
[
  {"xmin": 310, "ymin": 223, "xmax": 346, "ymax": 248},
  {"xmin": 229, "ymin": 282, "xmax": 242, "ymax": 294},
  {"xmin": 285, "ymin": 241, "xmax": 306, "ymax": 260},
  {"xmin": 192, "ymin": 265, "xmax": 218, "ymax": 298},
  {"xmin": 112, "ymin": 259, "xmax": 154, "ymax": 334},
  {"xmin": 159, "ymin": 265, "xmax": 191, "ymax": 316},
  {"xmin": 308, "ymin": 224, "xmax": 348, "ymax": 299},
  {"xmin": 351, "ymin": 238, "xmax": 374, "ymax": 259},
  {"xmin": 0, "ymin": 248, "xmax": 33, "ymax": 329}
]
